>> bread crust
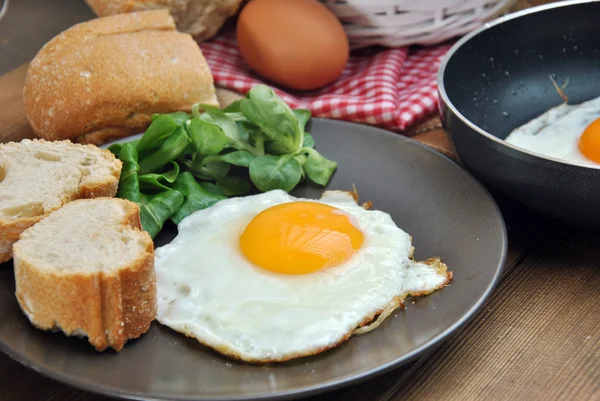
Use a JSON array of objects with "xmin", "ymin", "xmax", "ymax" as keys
[
  {"xmin": 0, "ymin": 140, "xmax": 122, "ymax": 263},
  {"xmin": 85, "ymin": 0, "xmax": 187, "ymax": 18},
  {"xmin": 84, "ymin": 0, "xmax": 243, "ymax": 42},
  {"xmin": 13, "ymin": 199, "xmax": 156, "ymax": 352},
  {"xmin": 0, "ymin": 172, "xmax": 120, "ymax": 262},
  {"xmin": 23, "ymin": 9, "xmax": 219, "ymax": 145}
]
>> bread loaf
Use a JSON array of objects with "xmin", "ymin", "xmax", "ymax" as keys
[
  {"xmin": 84, "ymin": 0, "xmax": 244, "ymax": 42},
  {"xmin": 0, "ymin": 139, "xmax": 122, "ymax": 263},
  {"xmin": 23, "ymin": 9, "xmax": 219, "ymax": 145},
  {"xmin": 13, "ymin": 198, "xmax": 156, "ymax": 352}
]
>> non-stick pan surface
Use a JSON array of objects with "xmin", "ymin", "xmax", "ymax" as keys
[{"xmin": 439, "ymin": 0, "xmax": 600, "ymax": 229}]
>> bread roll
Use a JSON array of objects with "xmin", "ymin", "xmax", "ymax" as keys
[
  {"xmin": 23, "ymin": 9, "xmax": 219, "ymax": 145},
  {"xmin": 13, "ymin": 198, "xmax": 155, "ymax": 352},
  {"xmin": 84, "ymin": 0, "xmax": 244, "ymax": 42},
  {"xmin": 0, "ymin": 139, "xmax": 122, "ymax": 263}
]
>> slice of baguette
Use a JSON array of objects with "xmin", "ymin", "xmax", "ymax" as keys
[
  {"xmin": 0, "ymin": 139, "xmax": 122, "ymax": 263},
  {"xmin": 13, "ymin": 198, "xmax": 156, "ymax": 352}
]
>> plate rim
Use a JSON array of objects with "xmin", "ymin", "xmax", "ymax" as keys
[{"xmin": 0, "ymin": 118, "xmax": 508, "ymax": 401}]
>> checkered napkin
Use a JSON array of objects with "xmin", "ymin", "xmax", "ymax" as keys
[{"xmin": 199, "ymin": 32, "xmax": 452, "ymax": 132}]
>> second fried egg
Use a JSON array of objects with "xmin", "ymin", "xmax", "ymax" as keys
[
  {"xmin": 505, "ymin": 95, "xmax": 600, "ymax": 166},
  {"xmin": 155, "ymin": 190, "xmax": 451, "ymax": 363}
]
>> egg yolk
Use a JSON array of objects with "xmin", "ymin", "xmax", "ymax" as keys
[
  {"xmin": 240, "ymin": 202, "xmax": 364, "ymax": 274},
  {"xmin": 579, "ymin": 118, "xmax": 600, "ymax": 164}
]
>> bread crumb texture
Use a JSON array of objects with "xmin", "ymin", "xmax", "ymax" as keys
[
  {"xmin": 0, "ymin": 139, "xmax": 122, "ymax": 262},
  {"xmin": 13, "ymin": 198, "xmax": 156, "ymax": 352}
]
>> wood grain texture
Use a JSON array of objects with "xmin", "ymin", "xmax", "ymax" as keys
[{"xmin": 391, "ymin": 234, "xmax": 600, "ymax": 401}]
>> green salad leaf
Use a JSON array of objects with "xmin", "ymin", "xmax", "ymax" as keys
[
  {"xmin": 170, "ymin": 172, "xmax": 227, "ymax": 224},
  {"xmin": 139, "ymin": 162, "xmax": 180, "ymax": 192},
  {"xmin": 302, "ymin": 133, "xmax": 315, "ymax": 149},
  {"xmin": 111, "ymin": 84, "xmax": 337, "ymax": 238},
  {"xmin": 241, "ymin": 85, "xmax": 303, "ymax": 154},
  {"xmin": 116, "ymin": 143, "xmax": 141, "ymax": 202},
  {"xmin": 188, "ymin": 118, "xmax": 230, "ymax": 156},
  {"xmin": 249, "ymin": 154, "xmax": 303, "ymax": 192},
  {"xmin": 200, "ymin": 110, "xmax": 249, "ymax": 152},
  {"xmin": 162, "ymin": 111, "xmax": 190, "ymax": 126},
  {"xmin": 138, "ymin": 126, "xmax": 190, "ymax": 174},
  {"xmin": 216, "ymin": 176, "xmax": 251, "ymax": 196},
  {"xmin": 219, "ymin": 150, "xmax": 256, "ymax": 167},
  {"xmin": 294, "ymin": 109, "xmax": 311, "ymax": 133},
  {"xmin": 108, "ymin": 143, "xmax": 123, "ymax": 157},
  {"xmin": 223, "ymin": 99, "xmax": 242, "ymax": 113},
  {"xmin": 190, "ymin": 155, "xmax": 231, "ymax": 180},
  {"xmin": 136, "ymin": 115, "xmax": 179, "ymax": 153},
  {"xmin": 140, "ymin": 190, "xmax": 184, "ymax": 238},
  {"xmin": 302, "ymin": 148, "xmax": 338, "ymax": 186}
]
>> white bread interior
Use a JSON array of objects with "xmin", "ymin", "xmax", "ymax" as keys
[
  {"xmin": 0, "ymin": 139, "xmax": 122, "ymax": 263},
  {"xmin": 84, "ymin": 0, "xmax": 243, "ymax": 42},
  {"xmin": 13, "ymin": 198, "xmax": 156, "ymax": 352}
]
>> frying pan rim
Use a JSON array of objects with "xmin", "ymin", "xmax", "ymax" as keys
[{"xmin": 437, "ymin": 0, "xmax": 600, "ymax": 170}]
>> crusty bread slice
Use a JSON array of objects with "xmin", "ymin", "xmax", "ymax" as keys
[
  {"xmin": 0, "ymin": 139, "xmax": 122, "ymax": 263},
  {"xmin": 13, "ymin": 198, "xmax": 156, "ymax": 352}
]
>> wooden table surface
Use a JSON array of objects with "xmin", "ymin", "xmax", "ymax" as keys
[{"xmin": 0, "ymin": 1, "xmax": 598, "ymax": 400}]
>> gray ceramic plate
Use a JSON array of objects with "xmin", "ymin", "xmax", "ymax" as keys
[{"xmin": 0, "ymin": 119, "xmax": 506, "ymax": 401}]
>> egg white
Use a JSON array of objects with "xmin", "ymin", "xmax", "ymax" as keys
[
  {"xmin": 505, "ymin": 95, "xmax": 600, "ymax": 167},
  {"xmin": 155, "ymin": 190, "xmax": 451, "ymax": 363}
]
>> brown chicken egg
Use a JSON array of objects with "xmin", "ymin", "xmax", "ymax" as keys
[{"xmin": 236, "ymin": 0, "xmax": 349, "ymax": 91}]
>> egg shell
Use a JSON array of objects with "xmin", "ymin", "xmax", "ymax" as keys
[{"xmin": 236, "ymin": 0, "xmax": 349, "ymax": 91}]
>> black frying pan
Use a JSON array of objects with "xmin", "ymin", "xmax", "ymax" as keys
[{"xmin": 438, "ymin": 0, "xmax": 600, "ymax": 230}]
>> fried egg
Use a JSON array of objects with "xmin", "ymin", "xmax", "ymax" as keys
[
  {"xmin": 155, "ymin": 190, "xmax": 451, "ymax": 363},
  {"xmin": 505, "ymin": 95, "xmax": 600, "ymax": 167}
]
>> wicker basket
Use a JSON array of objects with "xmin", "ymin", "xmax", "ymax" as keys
[{"xmin": 320, "ymin": 0, "xmax": 517, "ymax": 47}]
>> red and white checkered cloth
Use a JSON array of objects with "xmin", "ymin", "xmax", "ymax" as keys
[{"xmin": 200, "ymin": 32, "xmax": 452, "ymax": 132}]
